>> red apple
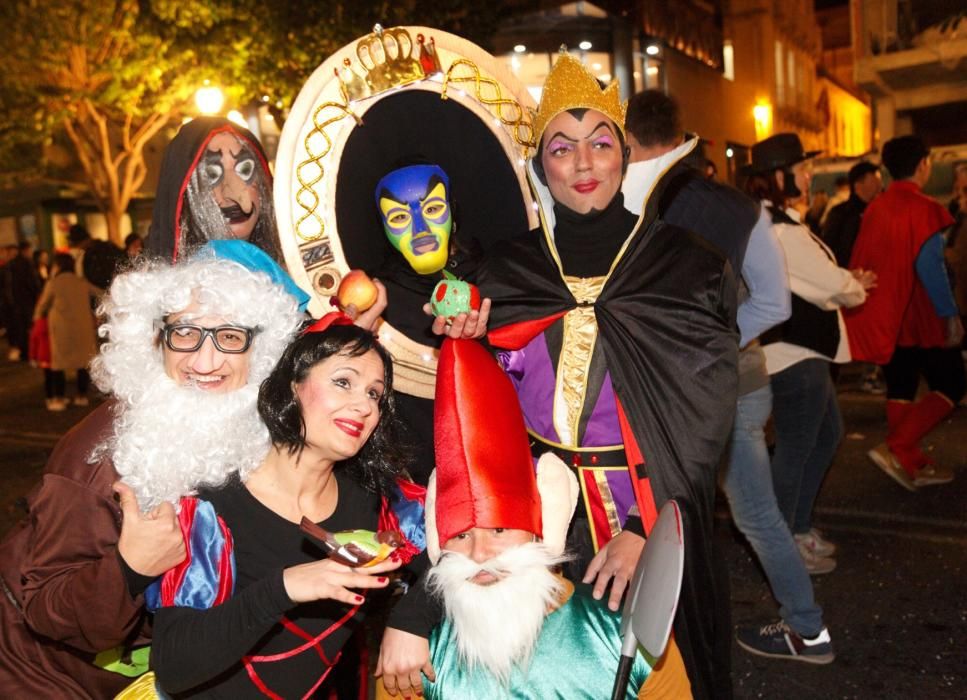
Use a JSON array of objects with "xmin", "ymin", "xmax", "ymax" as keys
[{"xmin": 337, "ymin": 269, "xmax": 378, "ymax": 312}]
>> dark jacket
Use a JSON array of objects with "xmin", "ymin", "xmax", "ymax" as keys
[
  {"xmin": 822, "ymin": 193, "xmax": 868, "ymax": 268},
  {"xmin": 658, "ymin": 159, "xmax": 758, "ymax": 277},
  {"xmin": 3, "ymin": 253, "xmax": 40, "ymax": 309},
  {"xmin": 761, "ymin": 206, "xmax": 841, "ymax": 358}
]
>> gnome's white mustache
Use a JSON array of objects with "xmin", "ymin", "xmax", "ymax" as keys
[
  {"xmin": 435, "ymin": 542, "xmax": 570, "ymax": 583},
  {"xmin": 465, "ymin": 558, "xmax": 516, "ymax": 583}
]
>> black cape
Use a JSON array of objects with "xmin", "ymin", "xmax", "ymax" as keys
[{"xmin": 478, "ymin": 168, "xmax": 739, "ymax": 700}]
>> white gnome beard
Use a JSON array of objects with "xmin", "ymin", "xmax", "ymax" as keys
[
  {"xmin": 426, "ymin": 542, "xmax": 566, "ymax": 686},
  {"xmin": 107, "ymin": 372, "xmax": 269, "ymax": 511}
]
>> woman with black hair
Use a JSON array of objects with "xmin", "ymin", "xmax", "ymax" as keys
[{"xmin": 146, "ymin": 319, "xmax": 426, "ymax": 699}]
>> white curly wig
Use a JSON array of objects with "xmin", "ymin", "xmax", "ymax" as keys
[{"xmin": 90, "ymin": 256, "xmax": 303, "ymax": 510}]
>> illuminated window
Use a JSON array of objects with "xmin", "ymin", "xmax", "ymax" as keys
[
  {"xmin": 723, "ymin": 40, "xmax": 735, "ymax": 81},
  {"xmin": 775, "ymin": 41, "xmax": 785, "ymax": 105},
  {"xmin": 503, "ymin": 50, "xmax": 613, "ymax": 103}
]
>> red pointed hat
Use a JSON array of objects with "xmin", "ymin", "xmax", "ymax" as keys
[{"xmin": 432, "ymin": 338, "xmax": 541, "ymax": 546}]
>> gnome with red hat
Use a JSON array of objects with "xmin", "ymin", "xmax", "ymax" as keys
[{"xmin": 404, "ymin": 339, "xmax": 659, "ymax": 698}]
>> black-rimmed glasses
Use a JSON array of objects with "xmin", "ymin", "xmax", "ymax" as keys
[{"xmin": 158, "ymin": 323, "xmax": 259, "ymax": 354}]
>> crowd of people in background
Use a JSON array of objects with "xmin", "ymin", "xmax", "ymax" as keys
[
  {"xmin": 0, "ymin": 36, "xmax": 964, "ymax": 700},
  {"xmin": 1, "ymin": 226, "xmax": 135, "ymax": 409}
]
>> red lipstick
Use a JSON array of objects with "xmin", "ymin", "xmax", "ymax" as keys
[{"xmin": 334, "ymin": 419, "xmax": 364, "ymax": 438}]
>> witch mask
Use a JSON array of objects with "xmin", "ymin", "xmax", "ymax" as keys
[{"xmin": 188, "ymin": 130, "xmax": 262, "ymax": 241}]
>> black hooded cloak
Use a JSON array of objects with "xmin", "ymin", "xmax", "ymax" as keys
[{"xmin": 145, "ymin": 117, "xmax": 279, "ymax": 263}]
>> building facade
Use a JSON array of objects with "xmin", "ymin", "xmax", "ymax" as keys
[{"xmin": 492, "ymin": 0, "xmax": 872, "ymax": 182}]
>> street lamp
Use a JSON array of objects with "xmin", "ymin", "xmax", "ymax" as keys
[{"xmin": 195, "ymin": 82, "xmax": 225, "ymax": 115}]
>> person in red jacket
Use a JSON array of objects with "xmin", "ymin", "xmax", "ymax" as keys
[{"xmin": 844, "ymin": 135, "xmax": 965, "ymax": 491}]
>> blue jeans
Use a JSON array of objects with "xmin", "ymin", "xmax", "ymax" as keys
[
  {"xmin": 770, "ymin": 358, "xmax": 843, "ymax": 535},
  {"xmin": 721, "ymin": 384, "xmax": 824, "ymax": 636}
]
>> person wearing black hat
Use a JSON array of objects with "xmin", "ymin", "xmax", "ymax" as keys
[
  {"xmin": 844, "ymin": 135, "xmax": 964, "ymax": 492},
  {"xmin": 624, "ymin": 93, "xmax": 845, "ymax": 666},
  {"xmin": 744, "ymin": 133, "xmax": 822, "ymax": 177},
  {"xmin": 734, "ymin": 133, "xmax": 878, "ymax": 659}
]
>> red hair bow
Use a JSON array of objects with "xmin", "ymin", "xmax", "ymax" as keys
[{"xmin": 302, "ymin": 311, "xmax": 355, "ymax": 335}]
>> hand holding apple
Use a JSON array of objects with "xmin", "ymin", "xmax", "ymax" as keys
[
  {"xmin": 429, "ymin": 276, "xmax": 481, "ymax": 319},
  {"xmin": 337, "ymin": 269, "xmax": 379, "ymax": 313}
]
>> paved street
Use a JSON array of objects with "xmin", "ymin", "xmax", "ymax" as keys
[{"xmin": 1, "ymin": 340, "xmax": 964, "ymax": 699}]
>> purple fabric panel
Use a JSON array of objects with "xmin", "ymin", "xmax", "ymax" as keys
[
  {"xmin": 499, "ymin": 339, "xmax": 636, "ymax": 527},
  {"xmin": 497, "ymin": 337, "xmax": 561, "ymax": 444},
  {"xmin": 604, "ymin": 469, "xmax": 636, "ymax": 528},
  {"xmin": 581, "ymin": 372, "xmax": 621, "ymax": 447}
]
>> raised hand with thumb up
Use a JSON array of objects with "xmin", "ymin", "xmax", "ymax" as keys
[{"xmin": 114, "ymin": 482, "xmax": 187, "ymax": 578}]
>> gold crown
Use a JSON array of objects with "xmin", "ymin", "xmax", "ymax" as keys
[
  {"xmin": 531, "ymin": 49, "xmax": 626, "ymax": 144},
  {"xmin": 336, "ymin": 25, "xmax": 441, "ymax": 102}
]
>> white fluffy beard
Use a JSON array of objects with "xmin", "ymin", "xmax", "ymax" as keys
[
  {"xmin": 426, "ymin": 542, "xmax": 567, "ymax": 686},
  {"xmin": 99, "ymin": 371, "xmax": 270, "ymax": 511}
]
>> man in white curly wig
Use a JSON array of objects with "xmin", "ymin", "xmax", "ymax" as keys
[
  {"xmin": 0, "ymin": 244, "xmax": 304, "ymax": 698},
  {"xmin": 91, "ymin": 250, "xmax": 303, "ymax": 511}
]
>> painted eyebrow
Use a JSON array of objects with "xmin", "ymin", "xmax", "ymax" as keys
[
  {"xmin": 545, "ymin": 130, "xmax": 577, "ymax": 144},
  {"xmin": 201, "ymin": 151, "xmax": 225, "ymax": 164},
  {"xmin": 421, "ymin": 174, "xmax": 446, "ymax": 200},
  {"xmin": 332, "ymin": 366, "xmax": 361, "ymax": 376},
  {"xmin": 587, "ymin": 121, "xmax": 618, "ymax": 138},
  {"xmin": 546, "ymin": 121, "xmax": 616, "ymax": 144},
  {"xmin": 204, "ymin": 145, "xmax": 250, "ymax": 162},
  {"xmin": 377, "ymin": 188, "xmax": 407, "ymax": 205}
]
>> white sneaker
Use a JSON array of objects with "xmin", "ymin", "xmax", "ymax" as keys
[
  {"xmin": 73, "ymin": 396, "xmax": 90, "ymax": 407},
  {"xmin": 46, "ymin": 398, "xmax": 68, "ymax": 412},
  {"xmin": 795, "ymin": 529, "xmax": 836, "ymax": 558}
]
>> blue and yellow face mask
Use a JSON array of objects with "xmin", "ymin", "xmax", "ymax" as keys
[{"xmin": 375, "ymin": 164, "xmax": 452, "ymax": 275}]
